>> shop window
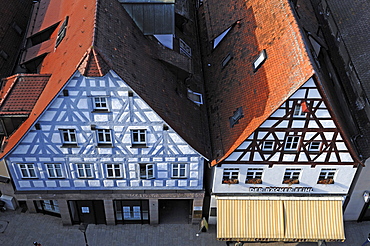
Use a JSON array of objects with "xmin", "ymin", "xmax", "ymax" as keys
[
  {"xmin": 317, "ymin": 168, "xmax": 335, "ymax": 184},
  {"xmin": 222, "ymin": 168, "xmax": 239, "ymax": 184},
  {"xmin": 18, "ymin": 163, "xmax": 37, "ymax": 178},
  {"xmin": 114, "ymin": 200, "xmax": 149, "ymax": 224},
  {"xmin": 245, "ymin": 168, "xmax": 263, "ymax": 184},
  {"xmin": 283, "ymin": 168, "xmax": 301, "ymax": 184}
]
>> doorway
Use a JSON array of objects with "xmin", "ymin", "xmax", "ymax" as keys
[
  {"xmin": 159, "ymin": 199, "xmax": 192, "ymax": 224},
  {"xmin": 68, "ymin": 200, "xmax": 106, "ymax": 224}
]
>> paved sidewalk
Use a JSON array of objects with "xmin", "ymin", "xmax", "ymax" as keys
[{"xmin": 0, "ymin": 209, "xmax": 369, "ymax": 246}]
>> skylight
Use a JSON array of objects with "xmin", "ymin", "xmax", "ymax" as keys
[
  {"xmin": 55, "ymin": 16, "xmax": 69, "ymax": 48},
  {"xmin": 213, "ymin": 26, "xmax": 232, "ymax": 49},
  {"xmin": 253, "ymin": 49, "xmax": 267, "ymax": 72}
]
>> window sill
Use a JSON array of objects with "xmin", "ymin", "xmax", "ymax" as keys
[
  {"xmin": 222, "ymin": 179, "xmax": 239, "ymax": 184},
  {"xmin": 171, "ymin": 177, "xmax": 188, "ymax": 179},
  {"xmin": 131, "ymin": 144, "xmax": 148, "ymax": 148},
  {"xmin": 61, "ymin": 144, "xmax": 79, "ymax": 148},
  {"xmin": 317, "ymin": 179, "xmax": 334, "ymax": 184},
  {"xmin": 282, "ymin": 179, "xmax": 299, "ymax": 184},
  {"xmin": 96, "ymin": 144, "xmax": 113, "ymax": 148},
  {"xmin": 245, "ymin": 178, "xmax": 262, "ymax": 184},
  {"xmin": 91, "ymin": 110, "xmax": 110, "ymax": 113},
  {"xmin": 48, "ymin": 177, "xmax": 66, "ymax": 179}
]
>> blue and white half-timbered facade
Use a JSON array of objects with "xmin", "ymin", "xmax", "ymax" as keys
[
  {"xmin": 209, "ymin": 78, "xmax": 359, "ymax": 228},
  {"xmin": 6, "ymin": 71, "xmax": 206, "ymax": 225}
]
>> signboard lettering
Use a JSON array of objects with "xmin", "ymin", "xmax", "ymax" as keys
[{"xmin": 249, "ymin": 187, "xmax": 313, "ymax": 193}]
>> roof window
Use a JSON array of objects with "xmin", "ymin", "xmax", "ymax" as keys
[
  {"xmin": 213, "ymin": 26, "xmax": 232, "ymax": 49},
  {"xmin": 253, "ymin": 49, "xmax": 267, "ymax": 72},
  {"xmin": 229, "ymin": 107, "xmax": 243, "ymax": 127},
  {"xmin": 187, "ymin": 89, "xmax": 203, "ymax": 105},
  {"xmin": 55, "ymin": 16, "xmax": 69, "ymax": 48}
]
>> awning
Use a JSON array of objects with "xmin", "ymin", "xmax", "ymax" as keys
[{"xmin": 217, "ymin": 197, "xmax": 345, "ymax": 242}]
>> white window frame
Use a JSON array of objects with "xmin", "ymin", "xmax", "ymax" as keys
[
  {"xmin": 93, "ymin": 97, "xmax": 109, "ymax": 111},
  {"xmin": 293, "ymin": 104, "xmax": 306, "ymax": 117},
  {"xmin": 106, "ymin": 164, "xmax": 124, "ymax": 178},
  {"xmin": 76, "ymin": 164, "xmax": 94, "ymax": 178},
  {"xmin": 139, "ymin": 163, "xmax": 155, "ymax": 179},
  {"xmin": 262, "ymin": 141, "xmax": 274, "ymax": 151},
  {"xmin": 222, "ymin": 168, "xmax": 239, "ymax": 184},
  {"xmin": 18, "ymin": 163, "xmax": 37, "ymax": 178},
  {"xmin": 60, "ymin": 129, "xmax": 77, "ymax": 145},
  {"xmin": 318, "ymin": 168, "xmax": 336, "ymax": 183},
  {"xmin": 309, "ymin": 141, "xmax": 322, "ymax": 151},
  {"xmin": 131, "ymin": 129, "xmax": 147, "ymax": 145},
  {"xmin": 46, "ymin": 163, "xmax": 64, "ymax": 178},
  {"xmin": 97, "ymin": 129, "xmax": 112, "ymax": 145},
  {"xmin": 285, "ymin": 136, "xmax": 300, "ymax": 150},
  {"xmin": 171, "ymin": 163, "xmax": 187, "ymax": 178},
  {"xmin": 246, "ymin": 168, "xmax": 263, "ymax": 184},
  {"xmin": 283, "ymin": 168, "xmax": 301, "ymax": 183},
  {"xmin": 253, "ymin": 49, "xmax": 267, "ymax": 71}
]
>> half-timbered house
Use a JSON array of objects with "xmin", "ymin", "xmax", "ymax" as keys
[
  {"xmin": 199, "ymin": 0, "xmax": 361, "ymax": 242},
  {"xmin": 0, "ymin": 0, "xmax": 210, "ymax": 225}
]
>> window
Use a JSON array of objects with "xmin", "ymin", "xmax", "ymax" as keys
[
  {"xmin": 222, "ymin": 168, "xmax": 239, "ymax": 184},
  {"xmin": 131, "ymin": 129, "xmax": 146, "ymax": 146},
  {"xmin": 187, "ymin": 89, "xmax": 203, "ymax": 105},
  {"xmin": 139, "ymin": 164, "xmax": 154, "ymax": 179},
  {"xmin": 76, "ymin": 164, "xmax": 94, "ymax": 178},
  {"xmin": 93, "ymin": 97, "xmax": 109, "ymax": 112},
  {"xmin": 55, "ymin": 16, "xmax": 68, "ymax": 48},
  {"xmin": 46, "ymin": 163, "xmax": 64, "ymax": 178},
  {"xmin": 262, "ymin": 141, "xmax": 274, "ymax": 151},
  {"xmin": 285, "ymin": 136, "xmax": 300, "ymax": 151},
  {"xmin": 97, "ymin": 129, "xmax": 112, "ymax": 146},
  {"xmin": 229, "ymin": 107, "xmax": 243, "ymax": 128},
  {"xmin": 221, "ymin": 53, "xmax": 232, "ymax": 67},
  {"xmin": 253, "ymin": 49, "xmax": 267, "ymax": 72},
  {"xmin": 172, "ymin": 164, "xmax": 187, "ymax": 178},
  {"xmin": 293, "ymin": 104, "xmax": 305, "ymax": 117},
  {"xmin": 60, "ymin": 129, "xmax": 77, "ymax": 145},
  {"xmin": 179, "ymin": 38, "xmax": 192, "ymax": 58},
  {"xmin": 283, "ymin": 168, "xmax": 301, "ymax": 184},
  {"xmin": 18, "ymin": 164, "xmax": 37, "ymax": 178},
  {"xmin": 318, "ymin": 168, "xmax": 335, "ymax": 184},
  {"xmin": 309, "ymin": 141, "xmax": 322, "ymax": 151},
  {"xmin": 213, "ymin": 26, "xmax": 232, "ymax": 49},
  {"xmin": 106, "ymin": 164, "xmax": 123, "ymax": 178},
  {"xmin": 245, "ymin": 168, "xmax": 263, "ymax": 184}
]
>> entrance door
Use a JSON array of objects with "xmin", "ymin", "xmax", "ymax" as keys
[
  {"xmin": 68, "ymin": 200, "xmax": 106, "ymax": 224},
  {"xmin": 159, "ymin": 199, "xmax": 192, "ymax": 224}
]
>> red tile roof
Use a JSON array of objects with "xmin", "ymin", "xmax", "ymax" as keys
[
  {"xmin": 0, "ymin": 74, "xmax": 50, "ymax": 115},
  {"xmin": 200, "ymin": 0, "xmax": 315, "ymax": 165},
  {"xmin": 0, "ymin": 0, "xmax": 211, "ymax": 159}
]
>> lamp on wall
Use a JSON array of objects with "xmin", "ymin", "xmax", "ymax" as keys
[{"xmin": 363, "ymin": 191, "xmax": 370, "ymax": 203}]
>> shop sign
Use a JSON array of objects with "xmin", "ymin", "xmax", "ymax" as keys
[{"xmin": 249, "ymin": 187, "xmax": 313, "ymax": 193}]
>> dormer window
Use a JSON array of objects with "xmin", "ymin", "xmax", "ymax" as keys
[
  {"xmin": 213, "ymin": 26, "xmax": 232, "ymax": 49},
  {"xmin": 187, "ymin": 89, "xmax": 203, "ymax": 105},
  {"xmin": 229, "ymin": 107, "xmax": 243, "ymax": 128},
  {"xmin": 253, "ymin": 49, "xmax": 267, "ymax": 72},
  {"xmin": 55, "ymin": 16, "xmax": 69, "ymax": 48}
]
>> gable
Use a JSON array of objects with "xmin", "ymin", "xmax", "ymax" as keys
[
  {"xmin": 10, "ymin": 70, "xmax": 203, "ymax": 159},
  {"xmin": 223, "ymin": 77, "xmax": 359, "ymax": 166}
]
